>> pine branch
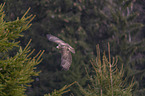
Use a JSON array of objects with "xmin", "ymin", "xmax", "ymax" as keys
[{"xmin": 44, "ymin": 81, "xmax": 77, "ymax": 96}]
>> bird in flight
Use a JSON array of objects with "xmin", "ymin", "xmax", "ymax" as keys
[{"xmin": 46, "ymin": 34, "xmax": 75, "ymax": 70}]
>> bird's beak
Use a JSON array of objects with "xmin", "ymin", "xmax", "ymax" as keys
[{"xmin": 56, "ymin": 45, "xmax": 60, "ymax": 49}]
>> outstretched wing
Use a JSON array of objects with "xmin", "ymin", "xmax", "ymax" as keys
[
  {"xmin": 46, "ymin": 34, "xmax": 67, "ymax": 45},
  {"xmin": 60, "ymin": 47, "xmax": 72, "ymax": 70},
  {"xmin": 46, "ymin": 34, "xmax": 75, "ymax": 53},
  {"xmin": 46, "ymin": 34, "xmax": 75, "ymax": 70}
]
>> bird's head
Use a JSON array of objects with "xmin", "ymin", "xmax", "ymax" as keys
[
  {"xmin": 56, "ymin": 44, "xmax": 63, "ymax": 49},
  {"xmin": 56, "ymin": 44, "xmax": 75, "ymax": 54}
]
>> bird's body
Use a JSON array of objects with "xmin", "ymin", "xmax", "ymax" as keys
[
  {"xmin": 60, "ymin": 46, "xmax": 72, "ymax": 70},
  {"xmin": 46, "ymin": 34, "xmax": 75, "ymax": 70}
]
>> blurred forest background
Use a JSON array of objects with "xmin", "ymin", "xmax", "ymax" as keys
[{"xmin": 1, "ymin": 0, "xmax": 145, "ymax": 96}]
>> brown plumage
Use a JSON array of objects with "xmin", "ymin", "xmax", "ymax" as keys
[{"xmin": 46, "ymin": 34, "xmax": 75, "ymax": 70}]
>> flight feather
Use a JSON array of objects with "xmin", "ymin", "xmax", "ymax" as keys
[{"xmin": 46, "ymin": 34, "xmax": 75, "ymax": 70}]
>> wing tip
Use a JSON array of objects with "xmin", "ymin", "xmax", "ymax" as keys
[
  {"xmin": 46, "ymin": 34, "xmax": 51, "ymax": 37},
  {"xmin": 70, "ymin": 48, "xmax": 75, "ymax": 54},
  {"xmin": 46, "ymin": 34, "xmax": 52, "ymax": 40},
  {"xmin": 72, "ymin": 49, "xmax": 75, "ymax": 54}
]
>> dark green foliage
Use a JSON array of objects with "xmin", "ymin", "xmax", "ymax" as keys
[
  {"xmin": 0, "ymin": 40, "xmax": 44, "ymax": 96},
  {"xmin": 1, "ymin": 0, "xmax": 145, "ymax": 96},
  {"xmin": 104, "ymin": 1, "xmax": 145, "ymax": 95},
  {"xmin": 0, "ymin": 3, "xmax": 75, "ymax": 96},
  {"xmin": 78, "ymin": 44, "xmax": 134, "ymax": 96},
  {"xmin": 0, "ymin": 4, "xmax": 44, "ymax": 96},
  {"xmin": 44, "ymin": 81, "xmax": 77, "ymax": 96}
]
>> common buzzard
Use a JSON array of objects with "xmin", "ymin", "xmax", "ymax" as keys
[{"xmin": 46, "ymin": 34, "xmax": 75, "ymax": 70}]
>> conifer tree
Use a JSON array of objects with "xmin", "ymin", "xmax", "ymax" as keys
[
  {"xmin": 0, "ymin": 4, "xmax": 45, "ymax": 96},
  {"xmin": 0, "ymin": 3, "xmax": 75, "ymax": 96},
  {"xmin": 2, "ymin": 0, "xmax": 145, "ymax": 96},
  {"xmin": 104, "ymin": 1, "xmax": 145, "ymax": 95},
  {"xmin": 78, "ymin": 44, "xmax": 134, "ymax": 96}
]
